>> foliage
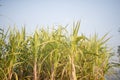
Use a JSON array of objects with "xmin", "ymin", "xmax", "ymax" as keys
[{"xmin": 0, "ymin": 22, "xmax": 112, "ymax": 80}]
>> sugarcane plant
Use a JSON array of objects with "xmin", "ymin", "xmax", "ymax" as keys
[{"xmin": 0, "ymin": 22, "xmax": 112, "ymax": 80}]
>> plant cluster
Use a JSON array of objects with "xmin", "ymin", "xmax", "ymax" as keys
[{"xmin": 0, "ymin": 22, "xmax": 111, "ymax": 80}]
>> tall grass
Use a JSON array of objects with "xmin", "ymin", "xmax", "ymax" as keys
[{"xmin": 0, "ymin": 22, "xmax": 112, "ymax": 80}]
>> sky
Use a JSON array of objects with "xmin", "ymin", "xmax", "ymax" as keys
[{"xmin": 0, "ymin": 0, "xmax": 120, "ymax": 53}]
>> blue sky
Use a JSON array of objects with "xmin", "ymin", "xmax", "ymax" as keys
[{"xmin": 0, "ymin": 0, "xmax": 120, "ymax": 52}]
